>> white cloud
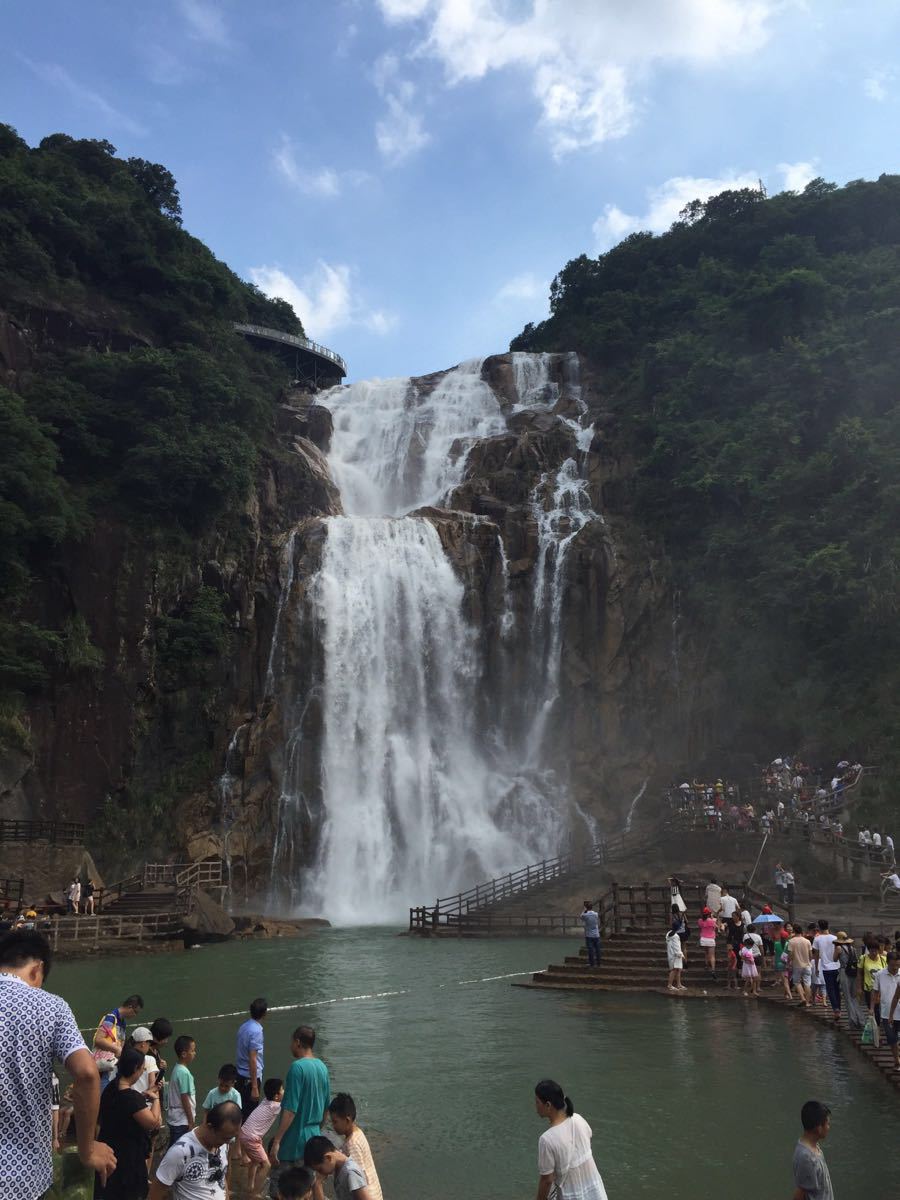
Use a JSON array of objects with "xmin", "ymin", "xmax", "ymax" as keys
[
  {"xmin": 375, "ymin": 0, "xmax": 774, "ymax": 155},
  {"xmin": 178, "ymin": 0, "xmax": 230, "ymax": 46},
  {"xmin": 375, "ymin": 89, "xmax": 430, "ymax": 164},
  {"xmin": 371, "ymin": 55, "xmax": 430, "ymax": 165},
  {"xmin": 863, "ymin": 69, "xmax": 892, "ymax": 102},
  {"xmin": 778, "ymin": 160, "xmax": 816, "ymax": 193},
  {"xmin": 19, "ymin": 56, "xmax": 147, "ymax": 136},
  {"xmin": 593, "ymin": 170, "xmax": 760, "ymax": 246},
  {"xmin": 273, "ymin": 137, "xmax": 370, "ymax": 197},
  {"xmin": 248, "ymin": 263, "xmax": 396, "ymax": 339},
  {"xmin": 494, "ymin": 273, "xmax": 546, "ymax": 305}
]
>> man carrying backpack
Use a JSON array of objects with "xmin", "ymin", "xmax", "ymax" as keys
[{"xmin": 835, "ymin": 931, "xmax": 865, "ymax": 1029}]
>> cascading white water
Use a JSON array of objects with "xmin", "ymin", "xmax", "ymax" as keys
[
  {"xmin": 258, "ymin": 352, "xmax": 603, "ymax": 921},
  {"xmin": 301, "ymin": 359, "xmax": 572, "ymax": 922},
  {"xmin": 511, "ymin": 351, "xmax": 559, "ymax": 409},
  {"xmin": 324, "ymin": 359, "xmax": 507, "ymax": 516},
  {"xmin": 305, "ymin": 516, "xmax": 552, "ymax": 923}
]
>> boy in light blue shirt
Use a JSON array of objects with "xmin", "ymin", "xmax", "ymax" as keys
[{"xmin": 201, "ymin": 1063, "xmax": 243, "ymax": 1114}]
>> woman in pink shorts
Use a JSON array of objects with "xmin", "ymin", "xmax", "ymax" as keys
[{"xmin": 697, "ymin": 906, "xmax": 719, "ymax": 977}]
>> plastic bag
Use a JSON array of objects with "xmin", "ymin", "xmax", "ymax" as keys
[{"xmin": 861, "ymin": 1014, "xmax": 880, "ymax": 1048}]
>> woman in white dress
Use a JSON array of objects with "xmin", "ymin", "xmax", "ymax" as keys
[{"xmin": 534, "ymin": 1079, "xmax": 609, "ymax": 1200}]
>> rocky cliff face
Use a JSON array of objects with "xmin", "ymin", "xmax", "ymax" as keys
[
  {"xmin": 447, "ymin": 353, "xmax": 681, "ymax": 828},
  {"xmin": 4, "ymin": 330, "xmax": 693, "ymax": 894},
  {"xmin": 0, "ymin": 304, "xmax": 341, "ymax": 875}
]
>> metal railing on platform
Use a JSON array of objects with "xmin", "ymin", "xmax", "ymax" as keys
[
  {"xmin": 0, "ymin": 819, "xmax": 85, "ymax": 845},
  {"xmin": 233, "ymin": 323, "xmax": 347, "ymax": 374}
]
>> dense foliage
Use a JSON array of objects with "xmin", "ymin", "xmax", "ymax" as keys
[
  {"xmin": 0, "ymin": 128, "xmax": 300, "ymax": 723},
  {"xmin": 513, "ymin": 176, "xmax": 900, "ymax": 795}
]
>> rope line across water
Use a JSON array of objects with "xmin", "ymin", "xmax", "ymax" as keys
[{"xmin": 75, "ymin": 971, "xmax": 540, "ymax": 1032}]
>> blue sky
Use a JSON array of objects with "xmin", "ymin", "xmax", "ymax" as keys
[{"xmin": 4, "ymin": 1, "xmax": 900, "ymax": 380}]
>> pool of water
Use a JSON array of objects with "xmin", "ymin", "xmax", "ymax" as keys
[{"xmin": 54, "ymin": 929, "xmax": 889, "ymax": 1198}]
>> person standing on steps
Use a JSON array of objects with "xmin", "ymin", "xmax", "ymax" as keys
[
  {"xmin": 533, "ymin": 1079, "xmax": 609, "ymax": 1200},
  {"xmin": 697, "ymin": 907, "xmax": 719, "ymax": 978},
  {"xmin": 66, "ymin": 876, "xmax": 81, "ymax": 915},
  {"xmin": 580, "ymin": 900, "xmax": 602, "ymax": 968},
  {"xmin": 666, "ymin": 923, "xmax": 686, "ymax": 992},
  {"xmin": 236, "ymin": 997, "xmax": 267, "ymax": 1117},
  {"xmin": 791, "ymin": 1100, "xmax": 833, "ymax": 1200},
  {"xmin": 719, "ymin": 884, "xmax": 739, "ymax": 923}
]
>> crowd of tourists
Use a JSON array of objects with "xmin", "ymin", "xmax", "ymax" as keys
[
  {"xmin": 0, "ymin": 928, "xmax": 386, "ymax": 1200},
  {"xmin": 659, "ymin": 877, "xmax": 900, "ymax": 1057}
]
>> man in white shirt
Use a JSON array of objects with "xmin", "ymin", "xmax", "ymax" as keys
[
  {"xmin": 150, "ymin": 1101, "xmax": 242, "ymax": 1200},
  {"xmin": 885, "ymin": 833, "xmax": 895, "ymax": 864},
  {"xmin": 876, "ymin": 953, "xmax": 900, "ymax": 1071},
  {"xmin": 812, "ymin": 920, "xmax": 841, "ymax": 1021},
  {"xmin": 719, "ymin": 885, "xmax": 739, "ymax": 922},
  {"xmin": 873, "ymin": 830, "xmax": 882, "ymax": 849},
  {"xmin": 704, "ymin": 879, "xmax": 722, "ymax": 916}
]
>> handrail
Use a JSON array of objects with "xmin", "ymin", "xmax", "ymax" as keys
[
  {"xmin": 233, "ymin": 323, "xmax": 347, "ymax": 374},
  {"xmin": 411, "ymin": 827, "xmax": 667, "ymax": 930},
  {"xmin": 0, "ymin": 819, "xmax": 85, "ymax": 845}
]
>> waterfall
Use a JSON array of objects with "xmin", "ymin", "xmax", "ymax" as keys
[
  {"xmin": 531, "ymin": 461, "xmax": 599, "ymax": 680},
  {"xmin": 511, "ymin": 351, "xmax": 559, "ymax": 409},
  {"xmin": 305, "ymin": 516, "xmax": 550, "ymax": 923},
  {"xmin": 323, "ymin": 359, "xmax": 507, "ymax": 516},
  {"xmin": 253, "ymin": 351, "xmax": 606, "ymax": 922},
  {"xmin": 265, "ymin": 529, "xmax": 298, "ymax": 695}
]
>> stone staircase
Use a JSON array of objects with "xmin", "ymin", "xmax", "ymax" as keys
[
  {"xmin": 519, "ymin": 890, "xmax": 900, "ymax": 1092},
  {"xmin": 529, "ymin": 930, "xmax": 729, "ymax": 995}
]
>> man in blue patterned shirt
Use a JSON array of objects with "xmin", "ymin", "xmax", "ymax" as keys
[{"xmin": 0, "ymin": 930, "xmax": 116, "ymax": 1199}]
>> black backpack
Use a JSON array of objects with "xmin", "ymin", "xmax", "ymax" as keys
[{"xmin": 843, "ymin": 945, "xmax": 859, "ymax": 978}]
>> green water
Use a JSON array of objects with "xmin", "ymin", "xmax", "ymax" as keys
[{"xmin": 54, "ymin": 930, "xmax": 892, "ymax": 1199}]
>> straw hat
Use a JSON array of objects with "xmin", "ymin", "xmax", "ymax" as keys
[{"xmin": 835, "ymin": 931, "xmax": 854, "ymax": 944}]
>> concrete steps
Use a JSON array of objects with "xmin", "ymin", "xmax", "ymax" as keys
[{"xmin": 520, "ymin": 928, "xmax": 900, "ymax": 1092}]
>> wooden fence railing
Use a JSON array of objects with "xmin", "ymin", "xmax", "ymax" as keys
[
  {"xmin": 142, "ymin": 861, "xmax": 223, "ymax": 888},
  {"xmin": 0, "ymin": 877, "xmax": 25, "ymax": 906},
  {"xmin": 0, "ymin": 819, "xmax": 85, "ymax": 845},
  {"xmin": 48, "ymin": 911, "xmax": 182, "ymax": 948},
  {"xmin": 409, "ymin": 828, "xmax": 669, "ymax": 932}
]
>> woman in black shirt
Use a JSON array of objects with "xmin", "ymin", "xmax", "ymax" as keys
[{"xmin": 95, "ymin": 1046, "xmax": 161, "ymax": 1199}]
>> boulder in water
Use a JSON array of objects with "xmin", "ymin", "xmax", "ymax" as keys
[{"xmin": 183, "ymin": 890, "xmax": 235, "ymax": 945}]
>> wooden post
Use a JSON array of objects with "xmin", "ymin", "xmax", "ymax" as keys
[{"xmin": 612, "ymin": 882, "xmax": 621, "ymax": 935}]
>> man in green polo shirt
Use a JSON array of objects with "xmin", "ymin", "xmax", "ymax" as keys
[{"xmin": 271, "ymin": 1024, "xmax": 330, "ymax": 1170}]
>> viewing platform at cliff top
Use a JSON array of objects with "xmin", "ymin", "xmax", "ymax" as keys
[{"xmin": 233, "ymin": 322, "xmax": 347, "ymax": 387}]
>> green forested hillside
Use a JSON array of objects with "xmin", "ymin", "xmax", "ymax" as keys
[
  {"xmin": 513, "ymin": 176, "xmax": 900, "ymax": 795},
  {"xmin": 0, "ymin": 128, "xmax": 298, "ymax": 731}
]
